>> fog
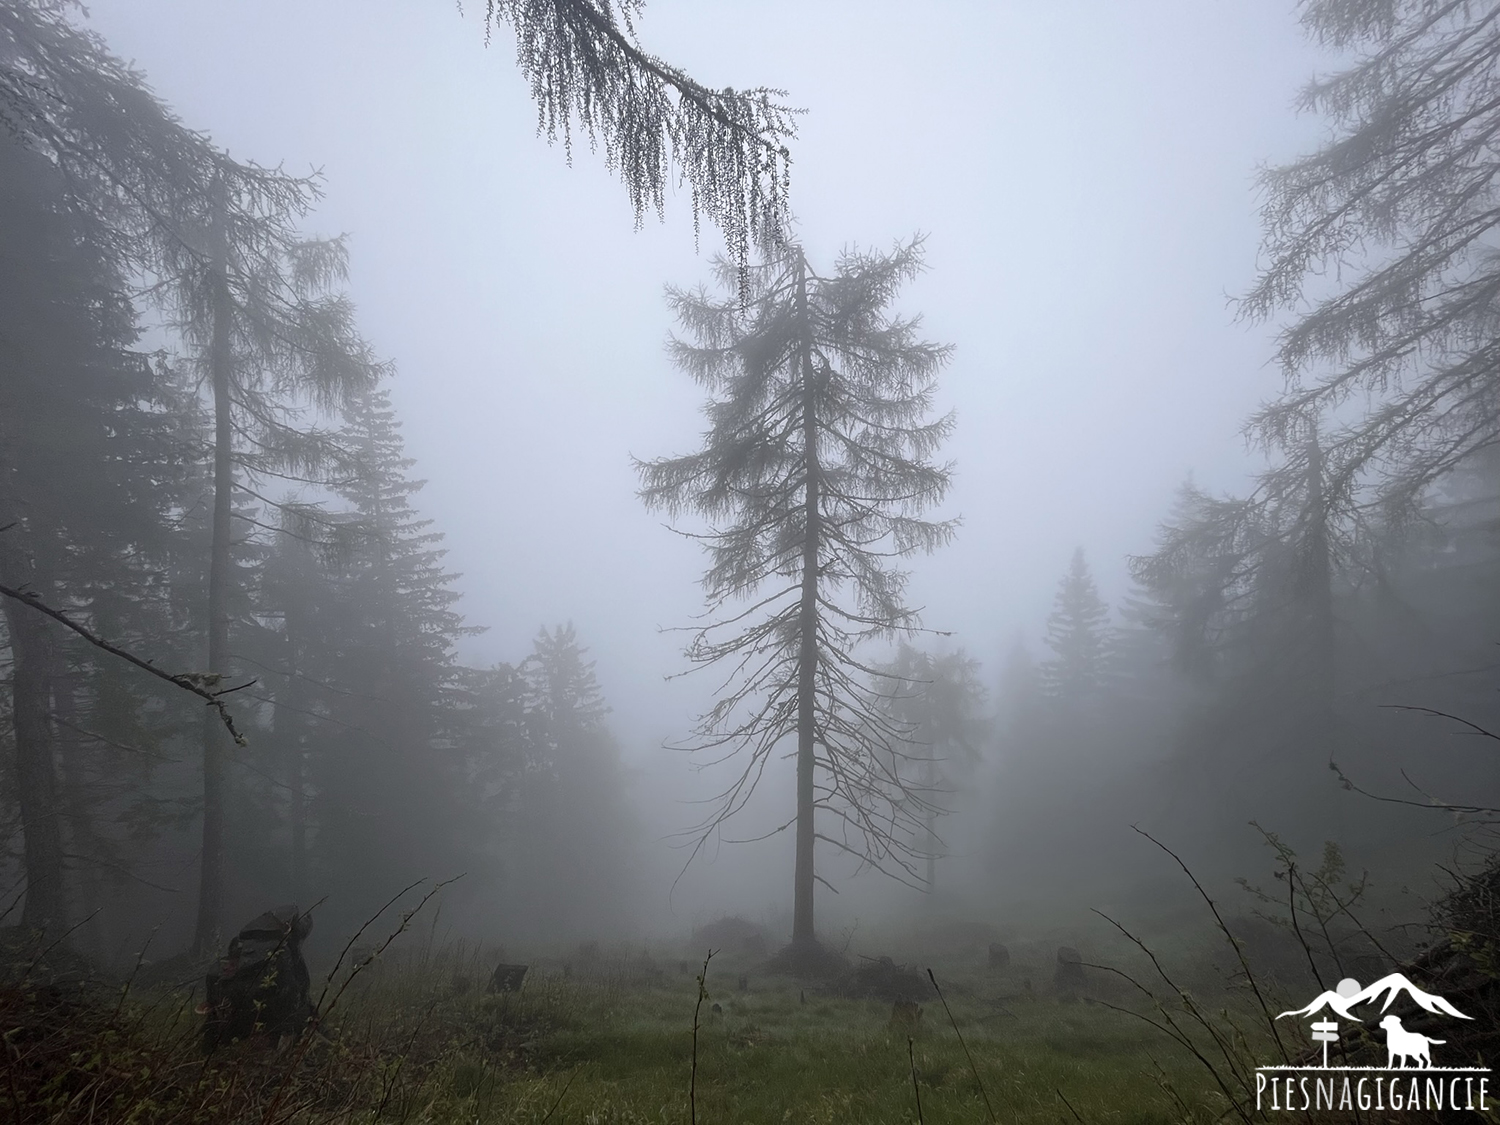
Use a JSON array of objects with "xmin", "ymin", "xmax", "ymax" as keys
[
  {"xmin": 82, "ymin": 0, "xmax": 1317, "ymax": 695},
  {"xmin": 5, "ymin": 0, "xmax": 1496, "ymax": 978}
]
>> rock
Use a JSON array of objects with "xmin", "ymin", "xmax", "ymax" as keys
[
  {"xmin": 201, "ymin": 905, "xmax": 314, "ymax": 1053},
  {"xmin": 487, "ymin": 963, "xmax": 529, "ymax": 993},
  {"xmin": 987, "ymin": 941, "xmax": 1010, "ymax": 970}
]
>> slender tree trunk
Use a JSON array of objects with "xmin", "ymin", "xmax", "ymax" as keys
[
  {"xmin": 194, "ymin": 185, "xmax": 235, "ymax": 957},
  {"xmin": 792, "ymin": 250, "xmax": 820, "ymax": 948},
  {"xmin": 2, "ymin": 589, "xmax": 66, "ymax": 935}
]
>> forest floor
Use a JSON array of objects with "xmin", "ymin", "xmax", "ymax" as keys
[
  {"xmin": 5, "ymin": 934, "xmax": 1251, "ymax": 1124},
  {"xmin": 402, "ymin": 963, "xmax": 1224, "ymax": 1124}
]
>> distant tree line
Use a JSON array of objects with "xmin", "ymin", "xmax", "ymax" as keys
[{"xmin": 986, "ymin": 0, "xmax": 1500, "ymax": 900}]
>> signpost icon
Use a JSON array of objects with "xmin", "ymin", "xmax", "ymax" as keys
[{"xmin": 1311, "ymin": 1019, "xmax": 1339, "ymax": 1068}]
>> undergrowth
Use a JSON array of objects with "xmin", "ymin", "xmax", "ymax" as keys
[{"xmin": 2, "ymin": 931, "xmax": 1225, "ymax": 1124}]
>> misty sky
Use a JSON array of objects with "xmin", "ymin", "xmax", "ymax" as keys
[{"xmin": 80, "ymin": 1, "xmax": 1329, "ymax": 908}]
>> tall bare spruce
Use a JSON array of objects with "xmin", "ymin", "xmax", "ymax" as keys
[{"xmin": 639, "ymin": 238, "xmax": 954, "ymax": 953}]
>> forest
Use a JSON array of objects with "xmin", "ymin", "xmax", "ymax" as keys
[{"xmin": 3, "ymin": 1, "xmax": 1500, "ymax": 1122}]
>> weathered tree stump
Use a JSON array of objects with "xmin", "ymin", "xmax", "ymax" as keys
[
  {"xmin": 201, "ymin": 905, "xmax": 314, "ymax": 1053},
  {"xmin": 487, "ymin": 962, "xmax": 529, "ymax": 993}
]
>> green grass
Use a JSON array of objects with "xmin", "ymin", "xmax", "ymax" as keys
[
  {"xmin": 5, "ymin": 941, "xmax": 1247, "ymax": 1123},
  {"xmin": 322, "ymin": 949, "xmax": 1229, "ymax": 1124}
]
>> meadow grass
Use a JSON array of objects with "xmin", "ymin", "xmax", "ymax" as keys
[
  {"xmin": 318, "ymin": 944, "xmax": 1232, "ymax": 1124},
  {"xmin": 4, "ymin": 935, "xmax": 1252, "ymax": 1123}
]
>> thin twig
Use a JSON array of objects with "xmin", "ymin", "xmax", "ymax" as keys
[
  {"xmin": 1132, "ymin": 826, "xmax": 1290, "ymax": 1063},
  {"xmin": 1057, "ymin": 1087, "xmax": 1086, "ymax": 1124},
  {"xmin": 539, "ymin": 1067, "xmax": 582, "ymax": 1124},
  {"xmin": 907, "ymin": 1036, "xmax": 924, "ymax": 1125},
  {"xmin": 1285, "ymin": 861, "xmax": 1327, "ymax": 993},
  {"xmin": 261, "ymin": 877, "xmax": 460, "ymax": 1125},
  {"xmin": 926, "ymin": 968, "xmax": 996, "ymax": 1123},
  {"xmin": 690, "ymin": 948, "xmax": 716, "ymax": 1125}
]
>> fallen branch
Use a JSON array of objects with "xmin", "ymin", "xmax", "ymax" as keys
[{"xmin": 0, "ymin": 581, "xmax": 251, "ymax": 746}]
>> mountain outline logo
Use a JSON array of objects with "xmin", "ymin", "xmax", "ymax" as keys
[{"xmin": 1276, "ymin": 972, "xmax": 1470, "ymax": 1027}]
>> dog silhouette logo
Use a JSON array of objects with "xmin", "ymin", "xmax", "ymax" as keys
[{"xmin": 1379, "ymin": 1015, "xmax": 1443, "ymax": 1069}]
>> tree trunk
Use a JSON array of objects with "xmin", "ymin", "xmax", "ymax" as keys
[
  {"xmin": 194, "ymin": 185, "xmax": 235, "ymax": 957},
  {"xmin": 792, "ymin": 250, "xmax": 820, "ymax": 948},
  {"xmin": 1, "ymin": 585, "xmax": 66, "ymax": 934}
]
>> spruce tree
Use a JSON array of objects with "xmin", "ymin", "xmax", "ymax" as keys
[
  {"xmin": 510, "ymin": 625, "xmax": 637, "ymax": 935},
  {"xmin": 1041, "ymin": 549, "xmax": 1111, "ymax": 708},
  {"xmin": 639, "ymin": 238, "xmax": 954, "ymax": 953},
  {"xmin": 0, "ymin": 134, "xmax": 192, "ymax": 934},
  {"xmin": 158, "ymin": 169, "xmax": 384, "ymax": 953},
  {"xmin": 308, "ymin": 387, "xmax": 477, "ymax": 924},
  {"xmin": 872, "ymin": 644, "xmax": 987, "ymax": 893}
]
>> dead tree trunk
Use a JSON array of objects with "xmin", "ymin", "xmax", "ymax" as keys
[
  {"xmin": 792, "ymin": 250, "xmax": 820, "ymax": 949},
  {"xmin": 194, "ymin": 184, "xmax": 235, "ymax": 957},
  {"xmin": 1, "ymin": 572, "xmax": 66, "ymax": 935}
]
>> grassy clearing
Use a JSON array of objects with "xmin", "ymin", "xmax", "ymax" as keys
[
  {"xmin": 320, "ymin": 941, "xmax": 1231, "ymax": 1124},
  {"xmin": 4, "ymin": 938, "xmax": 1242, "ymax": 1124},
  {"xmin": 452, "ymin": 982, "xmax": 1215, "ymax": 1124}
]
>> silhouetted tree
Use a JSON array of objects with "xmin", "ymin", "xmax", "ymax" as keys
[
  {"xmin": 306, "ymin": 387, "xmax": 478, "ymax": 927},
  {"xmin": 506, "ymin": 625, "xmax": 637, "ymax": 934},
  {"xmin": 1040, "ymin": 549, "xmax": 1111, "ymax": 708},
  {"xmin": 159, "ymin": 170, "xmax": 383, "ymax": 953},
  {"xmin": 639, "ymin": 238, "xmax": 954, "ymax": 952},
  {"xmin": 524, "ymin": 623, "xmax": 610, "ymax": 734},
  {"xmin": 0, "ymin": 134, "xmax": 194, "ymax": 934},
  {"xmin": 873, "ymin": 644, "xmax": 988, "ymax": 893}
]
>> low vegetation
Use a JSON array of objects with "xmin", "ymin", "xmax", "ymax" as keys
[{"xmin": 3, "ymin": 933, "xmax": 1237, "ymax": 1125}]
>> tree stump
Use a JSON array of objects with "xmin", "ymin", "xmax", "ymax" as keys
[{"xmin": 201, "ymin": 905, "xmax": 314, "ymax": 1053}]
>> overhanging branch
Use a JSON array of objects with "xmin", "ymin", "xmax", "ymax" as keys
[{"xmin": 0, "ymin": 580, "xmax": 251, "ymax": 747}]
